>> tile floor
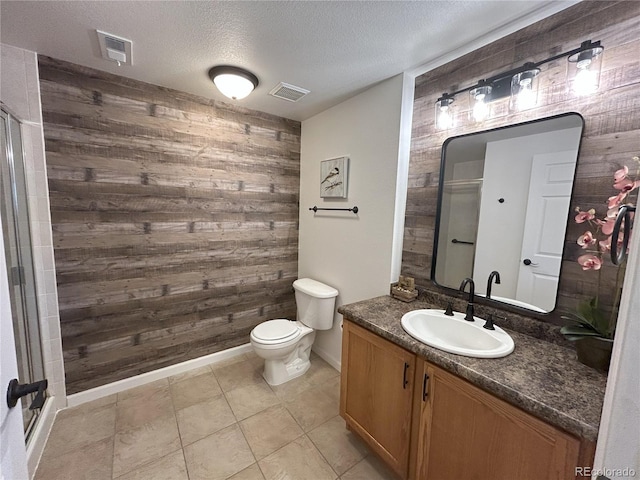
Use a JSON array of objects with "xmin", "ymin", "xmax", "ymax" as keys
[{"xmin": 35, "ymin": 352, "xmax": 397, "ymax": 480}]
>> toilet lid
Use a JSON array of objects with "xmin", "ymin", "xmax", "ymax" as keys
[{"xmin": 253, "ymin": 319, "xmax": 299, "ymax": 342}]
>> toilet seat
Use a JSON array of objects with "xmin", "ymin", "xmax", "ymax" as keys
[{"xmin": 251, "ymin": 319, "xmax": 300, "ymax": 345}]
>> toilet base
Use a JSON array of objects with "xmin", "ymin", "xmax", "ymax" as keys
[
  {"xmin": 263, "ymin": 355, "xmax": 311, "ymax": 386},
  {"xmin": 259, "ymin": 330, "xmax": 315, "ymax": 386}
]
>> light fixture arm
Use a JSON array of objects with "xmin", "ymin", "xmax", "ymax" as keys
[{"xmin": 439, "ymin": 39, "xmax": 603, "ymax": 100}]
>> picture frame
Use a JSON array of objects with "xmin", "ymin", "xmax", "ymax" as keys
[{"xmin": 320, "ymin": 156, "xmax": 349, "ymax": 198}]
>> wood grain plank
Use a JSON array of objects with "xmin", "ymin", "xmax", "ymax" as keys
[
  {"xmin": 402, "ymin": 0, "xmax": 640, "ymax": 322},
  {"xmin": 40, "ymin": 56, "xmax": 301, "ymax": 394}
]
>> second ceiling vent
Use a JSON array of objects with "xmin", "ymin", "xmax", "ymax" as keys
[
  {"xmin": 269, "ymin": 82, "xmax": 310, "ymax": 102},
  {"xmin": 97, "ymin": 30, "xmax": 133, "ymax": 66}
]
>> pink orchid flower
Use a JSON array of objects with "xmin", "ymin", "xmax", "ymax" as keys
[
  {"xmin": 608, "ymin": 192, "xmax": 627, "ymax": 209},
  {"xmin": 613, "ymin": 165, "xmax": 628, "ymax": 181},
  {"xmin": 577, "ymin": 254, "xmax": 602, "ymax": 271},
  {"xmin": 599, "ymin": 232, "xmax": 621, "ymax": 251},
  {"xmin": 575, "ymin": 159, "xmax": 638, "ymax": 273},
  {"xmin": 613, "ymin": 177, "xmax": 639, "ymax": 192},
  {"xmin": 577, "ymin": 231, "xmax": 596, "ymax": 249},
  {"xmin": 575, "ymin": 208, "xmax": 596, "ymax": 223},
  {"xmin": 607, "ymin": 206, "xmax": 620, "ymax": 219},
  {"xmin": 600, "ymin": 231, "xmax": 626, "ymax": 254},
  {"xmin": 600, "ymin": 217, "xmax": 617, "ymax": 236}
]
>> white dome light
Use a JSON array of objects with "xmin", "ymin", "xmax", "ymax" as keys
[{"xmin": 208, "ymin": 66, "xmax": 259, "ymax": 100}]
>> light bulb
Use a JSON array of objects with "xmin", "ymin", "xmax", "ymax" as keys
[
  {"xmin": 469, "ymin": 84, "xmax": 492, "ymax": 123},
  {"xmin": 515, "ymin": 80, "xmax": 537, "ymax": 110},
  {"xmin": 472, "ymin": 94, "xmax": 490, "ymax": 122},
  {"xmin": 437, "ymin": 106, "xmax": 453, "ymax": 129},
  {"xmin": 567, "ymin": 41, "xmax": 603, "ymax": 97},
  {"xmin": 434, "ymin": 95, "xmax": 455, "ymax": 130},
  {"xmin": 573, "ymin": 65, "xmax": 598, "ymax": 96},
  {"xmin": 509, "ymin": 67, "xmax": 540, "ymax": 112}
]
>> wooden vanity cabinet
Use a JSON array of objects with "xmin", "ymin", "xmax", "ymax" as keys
[
  {"xmin": 340, "ymin": 319, "xmax": 593, "ymax": 480},
  {"xmin": 340, "ymin": 320, "xmax": 416, "ymax": 479},
  {"xmin": 412, "ymin": 360, "xmax": 583, "ymax": 480}
]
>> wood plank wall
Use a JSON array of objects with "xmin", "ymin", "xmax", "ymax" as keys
[
  {"xmin": 402, "ymin": 1, "xmax": 640, "ymax": 321},
  {"xmin": 38, "ymin": 57, "xmax": 301, "ymax": 394}
]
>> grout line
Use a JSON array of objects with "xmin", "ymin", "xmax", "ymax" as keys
[
  {"xmin": 110, "ymin": 380, "xmax": 179, "ymax": 478},
  {"xmin": 167, "ymin": 373, "xmax": 188, "ymax": 454},
  {"xmin": 103, "ymin": 357, "xmax": 371, "ymax": 480},
  {"xmin": 110, "ymin": 412, "xmax": 117, "ymax": 480},
  {"xmin": 173, "ymin": 359, "xmax": 253, "ymax": 479},
  {"xmin": 305, "ymin": 425, "xmax": 341, "ymax": 479},
  {"xmin": 234, "ymin": 418, "xmax": 258, "ymax": 474},
  {"xmin": 179, "ymin": 447, "xmax": 191, "ymax": 480}
]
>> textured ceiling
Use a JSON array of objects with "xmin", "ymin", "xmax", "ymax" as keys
[{"xmin": 1, "ymin": 1, "xmax": 574, "ymax": 121}]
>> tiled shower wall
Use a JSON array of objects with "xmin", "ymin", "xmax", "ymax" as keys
[
  {"xmin": 1, "ymin": 44, "xmax": 65, "ymax": 406},
  {"xmin": 1, "ymin": 43, "xmax": 66, "ymax": 476}
]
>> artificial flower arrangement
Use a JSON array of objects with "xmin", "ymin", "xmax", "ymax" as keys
[{"xmin": 560, "ymin": 155, "xmax": 638, "ymax": 368}]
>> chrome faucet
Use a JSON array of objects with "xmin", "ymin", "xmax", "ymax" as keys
[
  {"xmin": 459, "ymin": 278, "xmax": 475, "ymax": 321},
  {"xmin": 486, "ymin": 271, "xmax": 501, "ymax": 299}
]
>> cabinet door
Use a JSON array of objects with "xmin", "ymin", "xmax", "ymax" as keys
[
  {"xmin": 341, "ymin": 319, "xmax": 415, "ymax": 479},
  {"xmin": 415, "ymin": 361, "xmax": 581, "ymax": 480}
]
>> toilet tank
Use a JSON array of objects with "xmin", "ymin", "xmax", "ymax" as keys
[{"xmin": 293, "ymin": 278, "xmax": 339, "ymax": 330}]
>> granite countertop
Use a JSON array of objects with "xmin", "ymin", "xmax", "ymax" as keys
[{"xmin": 338, "ymin": 295, "xmax": 608, "ymax": 442}]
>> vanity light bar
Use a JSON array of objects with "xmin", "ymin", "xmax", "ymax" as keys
[{"xmin": 434, "ymin": 39, "xmax": 604, "ymax": 130}]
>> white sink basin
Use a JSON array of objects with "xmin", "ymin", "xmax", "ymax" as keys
[{"xmin": 401, "ymin": 309, "xmax": 514, "ymax": 358}]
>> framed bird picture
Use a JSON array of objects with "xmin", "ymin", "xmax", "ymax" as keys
[{"xmin": 320, "ymin": 156, "xmax": 349, "ymax": 198}]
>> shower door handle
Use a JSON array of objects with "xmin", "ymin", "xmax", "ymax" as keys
[{"xmin": 6, "ymin": 378, "xmax": 48, "ymax": 410}]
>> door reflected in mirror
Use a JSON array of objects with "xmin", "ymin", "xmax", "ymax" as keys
[{"xmin": 432, "ymin": 113, "xmax": 584, "ymax": 313}]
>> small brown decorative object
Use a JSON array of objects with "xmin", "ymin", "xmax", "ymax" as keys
[{"xmin": 391, "ymin": 276, "xmax": 418, "ymax": 302}]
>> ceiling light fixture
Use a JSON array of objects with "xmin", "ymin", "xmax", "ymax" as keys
[
  {"xmin": 208, "ymin": 66, "xmax": 259, "ymax": 100},
  {"xmin": 434, "ymin": 39, "xmax": 604, "ymax": 130}
]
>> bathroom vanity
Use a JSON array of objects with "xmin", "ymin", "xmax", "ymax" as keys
[{"xmin": 338, "ymin": 295, "xmax": 606, "ymax": 480}]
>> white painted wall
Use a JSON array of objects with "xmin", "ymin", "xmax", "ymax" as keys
[
  {"xmin": 298, "ymin": 74, "xmax": 408, "ymax": 368},
  {"xmin": 594, "ymin": 217, "xmax": 640, "ymax": 479},
  {"xmin": 1, "ymin": 43, "xmax": 65, "ymax": 477}
]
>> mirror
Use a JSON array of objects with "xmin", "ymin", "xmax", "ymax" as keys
[{"xmin": 432, "ymin": 113, "xmax": 584, "ymax": 313}]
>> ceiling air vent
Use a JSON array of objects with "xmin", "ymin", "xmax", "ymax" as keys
[
  {"xmin": 269, "ymin": 82, "xmax": 310, "ymax": 102},
  {"xmin": 96, "ymin": 30, "xmax": 133, "ymax": 66}
]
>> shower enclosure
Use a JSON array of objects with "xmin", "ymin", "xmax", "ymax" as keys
[{"xmin": 1, "ymin": 108, "xmax": 47, "ymax": 439}]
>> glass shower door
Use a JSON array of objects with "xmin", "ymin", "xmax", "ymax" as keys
[{"xmin": 0, "ymin": 108, "xmax": 46, "ymax": 438}]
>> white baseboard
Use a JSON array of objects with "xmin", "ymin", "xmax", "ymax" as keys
[
  {"xmin": 27, "ymin": 397, "xmax": 56, "ymax": 478},
  {"xmin": 312, "ymin": 345, "xmax": 341, "ymax": 372},
  {"xmin": 67, "ymin": 343, "xmax": 252, "ymax": 408}
]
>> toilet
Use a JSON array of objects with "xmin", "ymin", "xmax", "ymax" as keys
[{"xmin": 250, "ymin": 278, "xmax": 338, "ymax": 386}]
